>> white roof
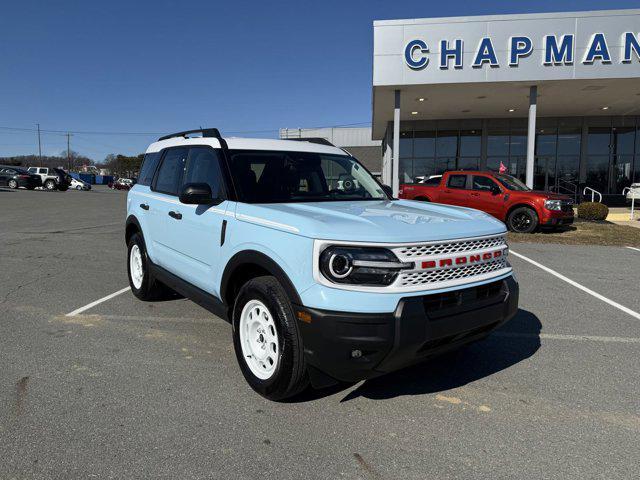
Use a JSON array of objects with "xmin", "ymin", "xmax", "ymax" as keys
[{"xmin": 146, "ymin": 136, "xmax": 346, "ymax": 155}]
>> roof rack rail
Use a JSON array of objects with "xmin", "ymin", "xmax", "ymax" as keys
[
  {"xmin": 158, "ymin": 128, "xmax": 221, "ymax": 142},
  {"xmin": 285, "ymin": 137, "xmax": 335, "ymax": 147}
]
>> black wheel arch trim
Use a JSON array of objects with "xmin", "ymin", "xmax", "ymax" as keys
[
  {"xmin": 125, "ymin": 215, "xmax": 143, "ymax": 245},
  {"xmin": 221, "ymin": 250, "xmax": 302, "ymax": 307}
]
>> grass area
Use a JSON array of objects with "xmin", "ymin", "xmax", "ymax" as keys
[{"xmin": 508, "ymin": 219, "xmax": 640, "ymax": 247}]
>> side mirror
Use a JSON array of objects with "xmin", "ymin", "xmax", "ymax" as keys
[
  {"xmin": 381, "ymin": 184, "xmax": 394, "ymax": 198},
  {"xmin": 491, "ymin": 184, "xmax": 502, "ymax": 195},
  {"xmin": 180, "ymin": 183, "xmax": 215, "ymax": 204}
]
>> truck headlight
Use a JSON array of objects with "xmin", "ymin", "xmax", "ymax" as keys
[
  {"xmin": 319, "ymin": 246, "xmax": 413, "ymax": 286},
  {"xmin": 544, "ymin": 199, "xmax": 562, "ymax": 211}
]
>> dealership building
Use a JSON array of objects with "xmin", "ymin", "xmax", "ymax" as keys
[{"xmin": 373, "ymin": 9, "xmax": 640, "ymax": 204}]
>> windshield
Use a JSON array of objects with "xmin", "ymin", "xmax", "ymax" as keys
[
  {"xmin": 495, "ymin": 174, "xmax": 530, "ymax": 191},
  {"xmin": 228, "ymin": 150, "xmax": 388, "ymax": 203}
]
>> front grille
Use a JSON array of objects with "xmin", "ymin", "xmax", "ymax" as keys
[
  {"xmin": 394, "ymin": 235, "xmax": 506, "ymax": 258},
  {"xmin": 397, "ymin": 258, "xmax": 508, "ymax": 287}
]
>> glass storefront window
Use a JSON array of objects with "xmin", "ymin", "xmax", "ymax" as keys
[
  {"xmin": 459, "ymin": 130, "xmax": 481, "ymax": 157},
  {"xmin": 400, "ymin": 131, "xmax": 413, "ymax": 159},
  {"xmin": 509, "ymin": 129, "xmax": 527, "ymax": 156},
  {"xmin": 487, "ymin": 131, "xmax": 509, "ymax": 156},
  {"xmin": 586, "ymin": 127, "xmax": 610, "ymax": 155},
  {"xmin": 414, "ymin": 131, "xmax": 436, "ymax": 157},
  {"xmin": 436, "ymin": 131, "xmax": 458, "ymax": 157},
  {"xmin": 613, "ymin": 155, "xmax": 634, "ymax": 193},
  {"xmin": 558, "ymin": 128, "xmax": 581, "ymax": 156},
  {"xmin": 413, "ymin": 157, "xmax": 436, "ymax": 179},
  {"xmin": 613, "ymin": 127, "xmax": 635, "ymax": 155},
  {"xmin": 458, "ymin": 157, "xmax": 479, "ymax": 170},
  {"xmin": 586, "ymin": 156, "xmax": 610, "ymax": 194},
  {"xmin": 436, "ymin": 157, "xmax": 457, "ymax": 174}
]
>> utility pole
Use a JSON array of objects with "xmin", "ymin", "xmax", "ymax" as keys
[
  {"xmin": 37, "ymin": 123, "xmax": 42, "ymax": 164},
  {"xmin": 66, "ymin": 133, "xmax": 72, "ymax": 171}
]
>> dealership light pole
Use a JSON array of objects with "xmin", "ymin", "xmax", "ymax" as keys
[
  {"xmin": 392, "ymin": 90, "xmax": 401, "ymax": 196},
  {"xmin": 525, "ymin": 85, "xmax": 537, "ymax": 189}
]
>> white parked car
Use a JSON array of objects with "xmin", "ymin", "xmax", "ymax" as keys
[
  {"xmin": 626, "ymin": 183, "xmax": 640, "ymax": 204},
  {"xmin": 70, "ymin": 178, "xmax": 91, "ymax": 190}
]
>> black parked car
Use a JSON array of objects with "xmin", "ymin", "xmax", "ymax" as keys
[{"xmin": 0, "ymin": 165, "xmax": 42, "ymax": 190}]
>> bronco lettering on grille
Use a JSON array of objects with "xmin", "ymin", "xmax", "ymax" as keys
[{"xmin": 421, "ymin": 249, "xmax": 505, "ymax": 270}]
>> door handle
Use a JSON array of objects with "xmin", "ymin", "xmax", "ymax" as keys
[
  {"xmin": 168, "ymin": 211, "xmax": 182, "ymax": 220},
  {"xmin": 140, "ymin": 203, "xmax": 149, "ymax": 210},
  {"xmin": 470, "ymin": 192, "xmax": 480, "ymax": 197},
  {"xmin": 444, "ymin": 189, "xmax": 452, "ymax": 193}
]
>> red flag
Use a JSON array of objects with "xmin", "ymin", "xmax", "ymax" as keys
[{"xmin": 499, "ymin": 161, "xmax": 507, "ymax": 174}]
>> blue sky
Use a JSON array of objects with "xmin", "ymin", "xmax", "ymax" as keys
[{"xmin": 1, "ymin": 0, "xmax": 639, "ymax": 162}]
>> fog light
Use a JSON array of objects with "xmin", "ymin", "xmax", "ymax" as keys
[{"xmin": 351, "ymin": 349, "xmax": 362, "ymax": 358}]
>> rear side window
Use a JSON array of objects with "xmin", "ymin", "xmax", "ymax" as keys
[
  {"xmin": 183, "ymin": 147, "xmax": 225, "ymax": 197},
  {"xmin": 138, "ymin": 152, "xmax": 161, "ymax": 186},
  {"xmin": 39, "ymin": 168, "xmax": 47, "ymax": 174},
  {"xmin": 153, "ymin": 148, "xmax": 187, "ymax": 195},
  {"xmin": 447, "ymin": 174, "xmax": 467, "ymax": 189},
  {"xmin": 472, "ymin": 175, "xmax": 499, "ymax": 191}
]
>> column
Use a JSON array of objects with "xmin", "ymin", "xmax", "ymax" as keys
[
  {"xmin": 392, "ymin": 89, "xmax": 401, "ymax": 196},
  {"xmin": 525, "ymin": 85, "xmax": 537, "ymax": 188}
]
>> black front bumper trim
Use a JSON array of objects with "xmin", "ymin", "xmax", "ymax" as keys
[{"xmin": 296, "ymin": 276, "xmax": 519, "ymax": 385}]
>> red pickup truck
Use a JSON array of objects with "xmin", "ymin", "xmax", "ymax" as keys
[{"xmin": 399, "ymin": 171, "xmax": 574, "ymax": 233}]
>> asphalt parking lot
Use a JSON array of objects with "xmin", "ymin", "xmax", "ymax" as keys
[{"xmin": 1, "ymin": 186, "xmax": 639, "ymax": 479}]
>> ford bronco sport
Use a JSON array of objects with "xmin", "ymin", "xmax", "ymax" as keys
[{"xmin": 125, "ymin": 129, "xmax": 518, "ymax": 400}]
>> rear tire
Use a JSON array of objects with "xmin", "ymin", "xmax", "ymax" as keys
[
  {"xmin": 8, "ymin": 179, "xmax": 18, "ymax": 189},
  {"xmin": 507, "ymin": 207, "xmax": 539, "ymax": 233},
  {"xmin": 127, "ymin": 232, "xmax": 166, "ymax": 301},
  {"xmin": 232, "ymin": 276, "xmax": 308, "ymax": 401},
  {"xmin": 44, "ymin": 179, "xmax": 56, "ymax": 191}
]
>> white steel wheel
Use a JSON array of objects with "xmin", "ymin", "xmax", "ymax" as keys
[
  {"xmin": 129, "ymin": 244, "xmax": 144, "ymax": 289},
  {"xmin": 239, "ymin": 299, "xmax": 280, "ymax": 380}
]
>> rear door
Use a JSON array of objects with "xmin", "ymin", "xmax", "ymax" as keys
[
  {"xmin": 147, "ymin": 147, "xmax": 188, "ymax": 270},
  {"xmin": 439, "ymin": 174, "xmax": 471, "ymax": 206},
  {"xmin": 162, "ymin": 146, "xmax": 230, "ymax": 295},
  {"xmin": 470, "ymin": 174, "xmax": 505, "ymax": 218}
]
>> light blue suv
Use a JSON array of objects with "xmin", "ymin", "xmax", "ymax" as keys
[{"xmin": 126, "ymin": 128, "xmax": 518, "ymax": 400}]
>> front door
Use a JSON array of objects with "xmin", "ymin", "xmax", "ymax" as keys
[
  {"xmin": 470, "ymin": 174, "xmax": 504, "ymax": 219},
  {"xmin": 162, "ymin": 146, "xmax": 230, "ymax": 296}
]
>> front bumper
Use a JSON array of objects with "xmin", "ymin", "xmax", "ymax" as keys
[
  {"xmin": 296, "ymin": 276, "xmax": 518, "ymax": 384},
  {"xmin": 541, "ymin": 209, "xmax": 574, "ymax": 226}
]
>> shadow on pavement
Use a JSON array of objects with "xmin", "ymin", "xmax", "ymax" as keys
[{"xmin": 294, "ymin": 309, "xmax": 541, "ymax": 403}]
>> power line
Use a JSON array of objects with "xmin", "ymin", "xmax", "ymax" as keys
[{"xmin": 0, "ymin": 121, "xmax": 371, "ymax": 137}]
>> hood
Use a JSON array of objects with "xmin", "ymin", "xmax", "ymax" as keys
[
  {"xmin": 235, "ymin": 200, "xmax": 506, "ymax": 243},
  {"xmin": 524, "ymin": 190, "xmax": 572, "ymax": 201}
]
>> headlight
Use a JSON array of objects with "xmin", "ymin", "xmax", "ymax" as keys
[
  {"xmin": 544, "ymin": 199, "xmax": 562, "ymax": 211},
  {"xmin": 319, "ymin": 246, "xmax": 413, "ymax": 286}
]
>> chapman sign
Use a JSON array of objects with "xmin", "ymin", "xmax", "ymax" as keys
[{"xmin": 404, "ymin": 33, "xmax": 640, "ymax": 70}]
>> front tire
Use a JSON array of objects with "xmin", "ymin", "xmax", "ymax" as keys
[
  {"xmin": 232, "ymin": 276, "xmax": 308, "ymax": 401},
  {"xmin": 507, "ymin": 207, "xmax": 539, "ymax": 233},
  {"xmin": 8, "ymin": 179, "xmax": 18, "ymax": 189},
  {"xmin": 127, "ymin": 232, "xmax": 166, "ymax": 301}
]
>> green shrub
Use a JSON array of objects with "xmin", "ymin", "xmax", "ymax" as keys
[{"xmin": 577, "ymin": 202, "xmax": 609, "ymax": 221}]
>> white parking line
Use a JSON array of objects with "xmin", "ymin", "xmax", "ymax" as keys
[
  {"xmin": 66, "ymin": 287, "xmax": 131, "ymax": 317},
  {"xmin": 626, "ymin": 246, "xmax": 640, "ymax": 253},
  {"xmin": 510, "ymin": 250, "xmax": 640, "ymax": 321},
  {"xmin": 493, "ymin": 332, "xmax": 640, "ymax": 344}
]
